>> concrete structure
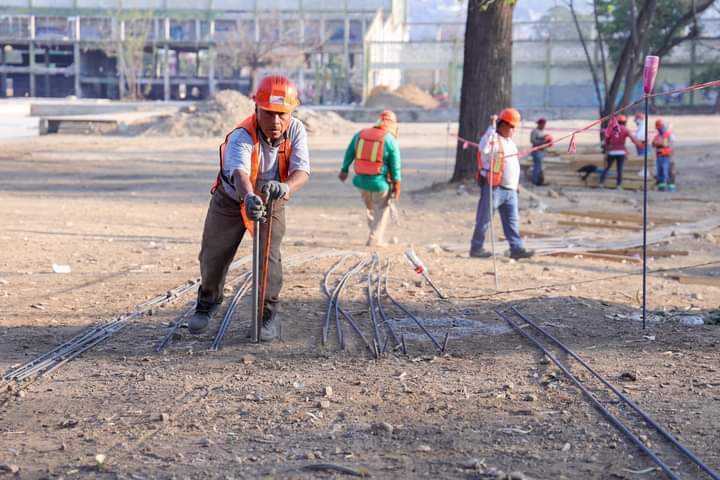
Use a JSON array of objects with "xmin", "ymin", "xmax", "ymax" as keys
[{"xmin": 0, "ymin": 0, "xmax": 407, "ymax": 103}]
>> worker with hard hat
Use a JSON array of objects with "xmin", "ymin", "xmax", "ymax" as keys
[
  {"xmin": 339, "ymin": 110, "xmax": 402, "ymax": 247},
  {"xmin": 633, "ymin": 111, "xmax": 647, "ymax": 156},
  {"xmin": 529, "ymin": 118, "xmax": 553, "ymax": 186},
  {"xmin": 600, "ymin": 114, "xmax": 644, "ymax": 189},
  {"xmin": 188, "ymin": 75, "xmax": 310, "ymax": 341},
  {"xmin": 470, "ymin": 108, "xmax": 534, "ymax": 260},
  {"xmin": 652, "ymin": 118, "xmax": 676, "ymax": 191}
]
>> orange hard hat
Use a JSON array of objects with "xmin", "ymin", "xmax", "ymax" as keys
[
  {"xmin": 655, "ymin": 118, "xmax": 665, "ymax": 129},
  {"xmin": 499, "ymin": 108, "xmax": 521, "ymax": 128},
  {"xmin": 377, "ymin": 110, "xmax": 399, "ymax": 136},
  {"xmin": 378, "ymin": 110, "xmax": 397, "ymax": 124},
  {"xmin": 616, "ymin": 114, "xmax": 627, "ymax": 124},
  {"xmin": 253, "ymin": 75, "xmax": 300, "ymax": 113}
]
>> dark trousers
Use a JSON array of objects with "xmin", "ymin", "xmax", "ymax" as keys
[
  {"xmin": 196, "ymin": 190, "xmax": 285, "ymax": 314},
  {"xmin": 600, "ymin": 154, "xmax": 625, "ymax": 187}
]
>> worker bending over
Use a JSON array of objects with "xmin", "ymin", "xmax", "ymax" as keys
[{"xmin": 188, "ymin": 75, "xmax": 310, "ymax": 341}]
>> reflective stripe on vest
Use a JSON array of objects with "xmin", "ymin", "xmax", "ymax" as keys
[
  {"xmin": 476, "ymin": 134, "xmax": 505, "ymax": 187},
  {"xmin": 354, "ymin": 127, "xmax": 386, "ymax": 176},
  {"xmin": 212, "ymin": 114, "xmax": 292, "ymax": 234},
  {"xmin": 653, "ymin": 129, "xmax": 673, "ymax": 157}
]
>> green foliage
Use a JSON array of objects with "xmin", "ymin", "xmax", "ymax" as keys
[{"xmin": 595, "ymin": 0, "xmax": 701, "ymax": 63}]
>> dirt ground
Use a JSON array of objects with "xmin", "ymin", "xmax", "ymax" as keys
[{"xmin": 1, "ymin": 117, "xmax": 719, "ymax": 479}]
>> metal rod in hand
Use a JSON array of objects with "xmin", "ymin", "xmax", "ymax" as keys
[
  {"xmin": 251, "ymin": 218, "xmax": 261, "ymax": 343},
  {"xmin": 488, "ymin": 131, "xmax": 499, "ymax": 290},
  {"xmin": 642, "ymin": 96, "xmax": 649, "ymax": 330}
]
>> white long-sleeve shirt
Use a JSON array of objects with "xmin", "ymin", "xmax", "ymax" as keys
[{"xmin": 478, "ymin": 126, "xmax": 520, "ymax": 190}]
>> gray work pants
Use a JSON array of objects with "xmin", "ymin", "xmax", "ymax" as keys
[
  {"xmin": 196, "ymin": 190, "xmax": 285, "ymax": 315},
  {"xmin": 361, "ymin": 189, "xmax": 391, "ymax": 246}
]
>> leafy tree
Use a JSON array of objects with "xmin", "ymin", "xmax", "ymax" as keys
[{"xmin": 569, "ymin": 0, "xmax": 716, "ymax": 120}]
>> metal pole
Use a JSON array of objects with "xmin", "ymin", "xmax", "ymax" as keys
[
  {"xmin": 488, "ymin": 131, "xmax": 499, "ymax": 289},
  {"xmin": 642, "ymin": 96, "xmax": 649, "ymax": 330},
  {"xmin": 251, "ymin": 220, "xmax": 261, "ymax": 343}
]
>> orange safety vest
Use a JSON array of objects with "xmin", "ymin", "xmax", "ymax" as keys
[
  {"xmin": 653, "ymin": 129, "xmax": 673, "ymax": 157},
  {"xmin": 476, "ymin": 135, "xmax": 505, "ymax": 187},
  {"xmin": 354, "ymin": 127, "xmax": 386, "ymax": 176},
  {"xmin": 211, "ymin": 114, "xmax": 292, "ymax": 233}
]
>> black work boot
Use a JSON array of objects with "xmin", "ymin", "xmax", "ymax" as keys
[
  {"xmin": 188, "ymin": 309, "xmax": 211, "ymax": 335},
  {"xmin": 260, "ymin": 307, "xmax": 281, "ymax": 342},
  {"xmin": 510, "ymin": 248, "xmax": 535, "ymax": 260},
  {"xmin": 469, "ymin": 247, "xmax": 492, "ymax": 258}
]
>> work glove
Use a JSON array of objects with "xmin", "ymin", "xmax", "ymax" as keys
[
  {"xmin": 262, "ymin": 181, "xmax": 290, "ymax": 201},
  {"xmin": 391, "ymin": 181, "xmax": 401, "ymax": 200},
  {"xmin": 338, "ymin": 170, "xmax": 349, "ymax": 182},
  {"xmin": 244, "ymin": 193, "xmax": 265, "ymax": 221}
]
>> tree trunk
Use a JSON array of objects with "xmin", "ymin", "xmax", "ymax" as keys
[{"xmin": 451, "ymin": 0, "xmax": 514, "ymax": 183}]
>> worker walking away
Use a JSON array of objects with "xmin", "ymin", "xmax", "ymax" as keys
[
  {"xmin": 470, "ymin": 108, "xmax": 534, "ymax": 260},
  {"xmin": 600, "ymin": 114, "xmax": 644, "ymax": 189},
  {"xmin": 652, "ymin": 118, "xmax": 676, "ymax": 191},
  {"xmin": 529, "ymin": 118, "xmax": 552, "ymax": 186},
  {"xmin": 633, "ymin": 112, "xmax": 647, "ymax": 156},
  {"xmin": 188, "ymin": 75, "xmax": 310, "ymax": 341},
  {"xmin": 339, "ymin": 110, "xmax": 401, "ymax": 247}
]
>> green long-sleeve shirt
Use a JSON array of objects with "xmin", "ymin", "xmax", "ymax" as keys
[{"xmin": 341, "ymin": 129, "xmax": 402, "ymax": 192}]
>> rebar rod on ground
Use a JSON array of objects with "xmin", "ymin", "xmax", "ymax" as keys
[
  {"xmin": 366, "ymin": 255, "xmax": 383, "ymax": 351},
  {"xmin": 211, "ymin": 273, "xmax": 252, "ymax": 351},
  {"xmin": 376, "ymin": 261, "xmax": 401, "ymax": 353},
  {"xmin": 510, "ymin": 306, "xmax": 720, "ymax": 480},
  {"xmin": 498, "ymin": 309, "xmax": 681, "ymax": 480},
  {"xmin": 384, "ymin": 265, "xmax": 444, "ymax": 352}
]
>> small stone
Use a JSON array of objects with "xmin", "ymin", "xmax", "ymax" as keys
[
  {"xmin": 417, "ymin": 444, "xmax": 432, "ymax": 452},
  {"xmin": 159, "ymin": 413, "xmax": 170, "ymax": 422},
  {"xmin": 0, "ymin": 464, "xmax": 19, "ymax": 474},
  {"xmin": 324, "ymin": 386, "xmax": 333, "ymax": 397},
  {"xmin": 318, "ymin": 400, "xmax": 331, "ymax": 409},
  {"xmin": 391, "ymin": 237, "xmax": 399, "ymax": 244},
  {"xmin": 569, "ymin": 285, "xmax": 577, "ymax": 292},
  {"xmin": 304, "ymin": 451, "xmax": 316, "ymax": 460},
  {"xmin": 0, "ymin": 278, "xmax": 8, "ymax": 285},
  {"xmin": 620, "ymin": 372, "xmax": 638, "ymax": 382},
  {"xmin": 240, "ymin": 355, "xmax": 255, "ymax": 365},
  {"xmin": 561, "ymin": 442, "xmax": 571, "ymax": 452},
  {"xmin": 16, "ymin": 390, "xmax": 26, "ymax": 398},
  {"xmin": 509, "ymin": 472, "xmax": 529, "ymax": 480},
  {"xmin": 95, "ymin": 454, "xmax": 107, "ymax": 465},
  {"xmin": 523, "ymin": 394, "xmax": 537, "ymax": 402},
  {"xmin": 462, "ymin": 458, "xmax": 485, "ymax": 470},
  {"xmin": 372, "ymin": 422, "xmax": 394, "ymax": 434},
  {"xmin": 691, "ymin": 293, "xmax": 704, "ymax": 301},
  {"xmin": 200, "ymin": 438, "xmax": 214, "ymax": 447},
  {"xmin": 547, "ymin": 189, "xmax": 560, "ymax": 198}
]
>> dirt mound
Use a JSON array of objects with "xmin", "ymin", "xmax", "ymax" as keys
[
  {"xmin": 142, "ymin": 90, "xmax": 354, "ymax": 138},
  {"xmin": 294, "ymin": 107, "xmax": 355, "ymax": 135},
  {"xmin": 365, "ymin": 84, "xmax": 440, "ymax": 110},
  {"xmin": 143, "ymin": 90, "xmax": 255, "ymax": 138}
]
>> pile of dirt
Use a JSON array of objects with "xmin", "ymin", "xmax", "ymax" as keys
[
  {"xmin": 142, "ymin": 90, "xmax": 354, "ymax": 138},
  {"xmin": 294, "ymin": 107, "xmax": 355, "ymax": 135},
  {"xmin": 365, "ymin": 84, "xmax": 440, "ymax": 110},
  {"xmin": 142, "ymin": 90, "xmax": 255, "ymax": 138}
]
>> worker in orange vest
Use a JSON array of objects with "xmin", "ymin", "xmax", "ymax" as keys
[
  {"xmin": 339, "ymin": 110, "xmax": 402, "ymax": 247},
  {"xmin": 188, "ymin": 75, "xmax": 310, "ymax": 340},
  {"xmin": 652, "ymin": 118, "xmax": 676, "ymax": 191},
  {"xmin": 470, "ymin": 108, "xmax": 534, "ymax": 260}
]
